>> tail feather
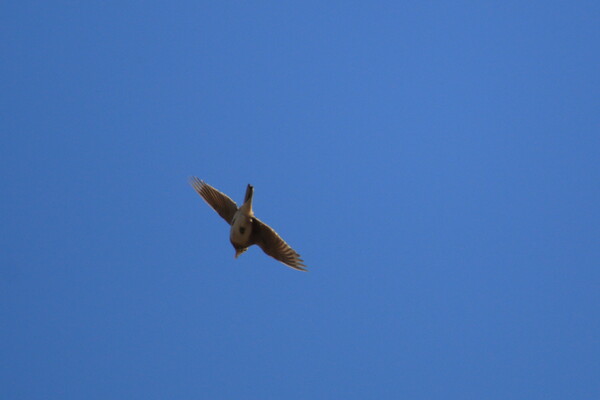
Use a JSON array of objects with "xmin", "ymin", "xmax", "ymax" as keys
[{"xmin": 244, "ymin": 184, "xmax": 254, "ymax": 204}]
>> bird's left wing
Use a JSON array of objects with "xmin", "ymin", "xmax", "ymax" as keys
[
  {"xmin": 189, "ymin": 177, "xmax": 238, "ymax": 224},
  {"xmin": 251, "ymin": 218, "xmax": 307, "ymax": 271}
]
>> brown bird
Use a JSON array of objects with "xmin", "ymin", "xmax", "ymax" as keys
[{"xmin": 189, "ymin": 177, "xmax": 307, "ymax": 271}]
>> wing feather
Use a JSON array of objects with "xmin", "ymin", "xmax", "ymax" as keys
[
  {"xmin": 252, "ymin": 218, "xmax": 307, "ymax": 271},
  {"xmin": 189, "ymin": 177, "xmax": 238, "ymax": 224}
]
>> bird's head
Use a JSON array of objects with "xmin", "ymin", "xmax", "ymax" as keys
[{"xmin": 234, "ymin": 246, "xmax": 248, "ymax": 259}]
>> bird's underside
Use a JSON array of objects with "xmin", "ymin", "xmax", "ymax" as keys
[{"xmin": 189, "ymin": 177, "xmax": 307, "ymax": 271}]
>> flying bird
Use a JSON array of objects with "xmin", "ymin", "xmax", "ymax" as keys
[{"xmin": 189, "ymin": 177, "xmax": 307, "ymax": 271}]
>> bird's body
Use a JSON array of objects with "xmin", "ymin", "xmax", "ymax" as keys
[
  {"xmin": 190, "ymin": 177, "xmax": 306, "ymax": 271},
  {"xmin": 230, "ymin": 213, "xmax": 253, "ymax": 253},
  {"xmin": 230, "ymin": 184, "xmax": 254, "ymax": 257}
]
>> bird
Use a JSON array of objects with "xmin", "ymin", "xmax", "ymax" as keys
[{"xmin": 189, "ymin": 177, "xmax": 307, "ymax": 271}]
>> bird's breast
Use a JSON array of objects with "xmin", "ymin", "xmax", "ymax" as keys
[{"xmin": 230, "ymin": 214, "xmax": 253, "ymax": 246}]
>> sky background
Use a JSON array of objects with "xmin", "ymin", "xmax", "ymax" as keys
[{"xmin": 1, "ymin": 1, "xmax": 599, "ymax": 399}]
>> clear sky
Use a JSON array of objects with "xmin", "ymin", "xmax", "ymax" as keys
[{"xmin": 1, "ymin": 1, "xmax": 599, "ymax": 399}]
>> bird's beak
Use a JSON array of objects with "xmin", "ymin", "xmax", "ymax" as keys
[{"xmin": 235, "ymin": 249, "xmax": 243, "ymax": 259}]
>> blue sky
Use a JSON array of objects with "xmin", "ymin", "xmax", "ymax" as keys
[{"xmin": 1, "ymin": 1, "xmax": 599, "ymax": 399}]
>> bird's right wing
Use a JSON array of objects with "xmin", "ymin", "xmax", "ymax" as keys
[
  {"xmin": 251, "ymin": 218, "xmax": 307, "ymax": 271},
  {"xmin": 189, "ymin": 177, "xmax": 238, "ymax": 224}
]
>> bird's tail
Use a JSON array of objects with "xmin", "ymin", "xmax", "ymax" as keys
[{"xmin": 244, "ymin": 184, "xmax": 254, "ymax": 204}]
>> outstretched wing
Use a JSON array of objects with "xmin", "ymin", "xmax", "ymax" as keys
[
  {"xmin": 251, "ymin": 217, "xmax": 307, "ymax": 271},
  {"xmin": 189, "ymin": 177, "xmax": 238, "ymax": 224}
]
